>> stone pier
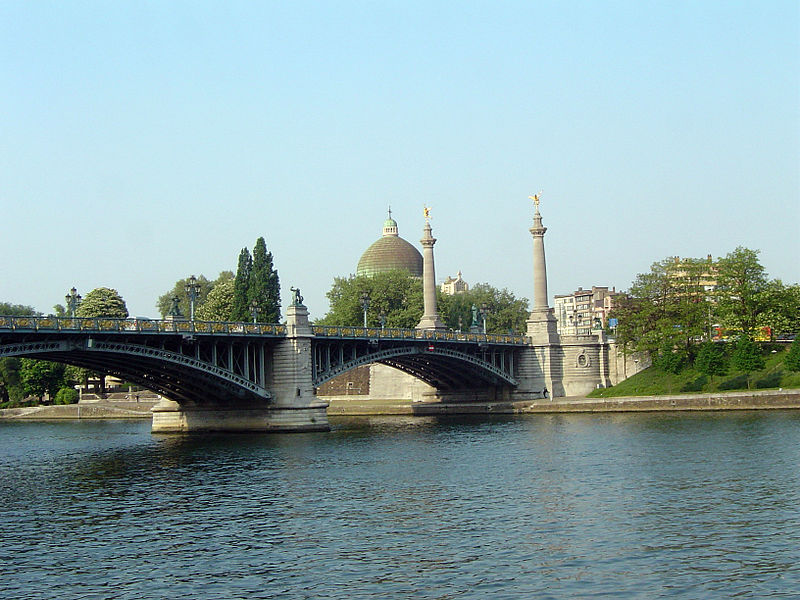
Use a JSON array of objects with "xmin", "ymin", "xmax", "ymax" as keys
[{"xmin": 151, "ymin": 302, "xmax": 330, "ymax": 433}]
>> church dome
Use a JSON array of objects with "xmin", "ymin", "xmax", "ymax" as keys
[{"xmin": 357, "ymin": 210, "xmax": 423, "ymax": 277}]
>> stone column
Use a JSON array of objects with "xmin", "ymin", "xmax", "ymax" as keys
[
  {"xmin": 526, "ymin": 205, "xmax": 559, "ymax": 344},
  {"xmin": 416, "ymin": 221, "xmax": 446, "ymax": 330}
]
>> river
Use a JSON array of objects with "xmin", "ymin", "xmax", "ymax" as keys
[{"xmin": 1, "ymin": 411, "xmax": 799, "ymax": 599}]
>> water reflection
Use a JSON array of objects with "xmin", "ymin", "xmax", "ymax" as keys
[{"xmin": 1, "ymin": 413, "xmax": 800, "ymax": 598}]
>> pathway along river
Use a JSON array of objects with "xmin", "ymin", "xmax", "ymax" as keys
[{"xmin": 2, "ymin": 412, "xmax": 800, "ymax": 599}]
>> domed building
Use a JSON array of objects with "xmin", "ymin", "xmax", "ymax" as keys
[{"xmin": 356, "ymin": 209, "xmax": 423, "ymax": 277}]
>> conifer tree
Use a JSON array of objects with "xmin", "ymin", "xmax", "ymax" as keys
[
  {"xmin": 248, "ymin": 237, "xmax": 281, "ymax": 323},
  {"xmin": 230, "ymin": 248, "xmax": 253, "ymax": 321}
]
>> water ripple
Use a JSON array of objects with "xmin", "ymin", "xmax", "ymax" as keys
[{"xmin": 1, "ymin": 413, "xmax": 800, "ymax": 598}]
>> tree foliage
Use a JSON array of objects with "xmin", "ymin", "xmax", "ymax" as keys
[
  {"xmin": 757, "ymin": 281, "xmax": 800, "ymax": 338},
  {"xmin": 19, "ymin": 359, "xmax": 69, "ymax": 401},
  {"xmin": 0, "ymin": 302, "xmax": 38, "ymax": 316},
  {"xmin": 438, "ymin": 283, "xmax": 529, "ymax": 334},
  {"xmin": 196, "ymin": 277, "xmax": 235, "ymax": 321},
  {"xmin": 730, "ymin": 336, "xmax": 765, "ymax": 388},
  {"xmin": 317, "ymin": 272, "xmax": 529, "ymax": 333},
  {"xmin": 785, "ymin": 337, "xmax": 800, "ymax": 372},
  {"xmin": 0, "ymin": 304, "xmax": 42, "ymax": 402},
  {"xmin": 695, "ymin": 342, "xmax": 728, "ymax": 382},
  {"xmin": 76, "ymin": 288, "xmax": 129, "ymax": 319},
  {"xmin": 715, "ymin": 247, "xmax": 769, "ymax": 338},
  {"xmin": 610, "ymin": 257, "xmax": 711, "ymax": 356},
  {"xmin": 231, "ymin": 248, "xmax": 254, "ymax": 321},
  {"xmin": 317, "ymin": 270, "xmax": 424, "ymax": 328},
  {"xmin": 157, "ymin": 275, "xmax": 213, "ymax": 318},
  {"xmin": 248, "ymin": 237, "xmax": 281, "ymax": 323}
]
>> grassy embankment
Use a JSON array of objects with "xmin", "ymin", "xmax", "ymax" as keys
[{"xmin": 590, "ymin": 344, "xmax": 800, "ymax": 398}]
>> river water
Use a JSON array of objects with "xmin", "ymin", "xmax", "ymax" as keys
[{"xmin": 1, "ymin": 411, "xmax": 799, "ymax": 599}]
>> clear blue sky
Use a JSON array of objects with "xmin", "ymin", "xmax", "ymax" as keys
[{"xmin": 2, "ymin": 1, "xmax": 798, "ymax": 319}]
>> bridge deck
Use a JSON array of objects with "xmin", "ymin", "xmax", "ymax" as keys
[{"xmin": 0, "ymin": 316, "xmax": 529, "ymax": 345}]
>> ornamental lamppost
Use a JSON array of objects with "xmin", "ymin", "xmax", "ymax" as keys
[
  {"xmin": 379, "ymin": 310, "xmax": 387, "ymax": 330},
  {"xmin": 360, "ymin": 292, "xmax": 370, "ymax": 328},
  {"xmin": 185, "ymin": 275, "xmax": 201, "ymax": 321},
  {"xmin": 65, "ymin": 287, "xmax": 81, "ymax": 318},
  {"xmin": 480, "ymin": 303, "xmax": 491, "ymax": 334},
  {"xmin": 250, "ymin": 298, "xmax": 260, "ymax": 324}
]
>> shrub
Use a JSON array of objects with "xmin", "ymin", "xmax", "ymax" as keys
[{"xmin": 54, "ymin": 387, "xmax": 79, "ymax": 405}]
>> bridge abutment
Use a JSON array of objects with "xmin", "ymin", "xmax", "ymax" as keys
[{"xmin": 150, "ymin": 302, "xmax": 330, "ymax": 433}]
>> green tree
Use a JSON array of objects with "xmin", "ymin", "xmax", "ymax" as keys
[
  {"xmin": 196, "ymin": 277, "xmax": 235, "ymax": 321},
  {"xmin": 318, "ymin": 270, "xmax": 424, "ymax": 328},
  {"xmin": 248, "ymin": 237, "xmax": 281, "ymax": 323},
  {"xmin": 757, "ymin": 281, "xmax": 800, "ymax": 338},
  {"xmin": 19, "ymin": 359, "xmax": 68, "ymax": 402},
  {"xmin": 0, "ymin": 302, "xmax": 38, "ymax": 316},
  {"xmin": 438, "ymin": 283, "xmax": 529, "ymax": 333},
  {"xmin": 230, "ymin": 248, "xmax": 253, "ymax": 321},
  {"xmin": 785, "ymin": 337, "xmax": 800, "ymax": 372},
  {"xmin": 730, "ymin": 335, "xmax": 765, "ymax": 389},
  {"xmin": 0, "ymin": 303, "xmax": 38, "ymax": 403},
  {"xmin": 610, "ymin": 257, "xmax": 711, "ymax": 356},
  {"xmin": 695, "ymin": 341, "xmax": 728, "ymax": 383},
  {"xmin": 76, "ymin": 288, "xmax": 129, "ymax": 319},
  {"xmin": 715, "ymin": 247, "xmax": 768, "ymax": 338},
  {"xmin": 156, "ymin": 275, "xmax": 214, "ymax": 318}
]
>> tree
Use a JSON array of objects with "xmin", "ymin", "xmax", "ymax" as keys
[
  {"xmin": 76, "ymin": 288, "xmax": 128, "ymax": 319},
  {"xmin": 438, "ymin": 283, "xmax": 529, "ymax": 333},
  {"xmin": 0, "ymin": 303, "xmax": 38, "ymax": 403},
  {"xmin": 230, "ymin": 248, "xmax": 253, "ymax": 321},
  {"xmin": 0, "ymin": 302, "xmax": 38, "ymax": 316},
  {"xmin": 317, "ymin": 270, "xmax": 424, "ymax": 328},
  {"xmin": 196, "ymin": 278, "xmax": 235, "ymax": 321},
  {"xmin": 610, "ymin": 256, "xmax": 711, "ymax": 355},
  {"xmin": 695, "ymin": 342, "xmax": 728, "ymax": 383},
  {"xmin": 248, "ymin": 237, "xmax": 281, "ymax": 323},
  {"xmin": 730, "ymin": 336, "xmax": 765, "ymax": 389},
  {"xmin": 757, "ymin": 281, "xmax": 800, "ymax": 338},
  {"xmin": 19, "ymin": 359, "xmax": 69, "ymax": 402},
  {"xmin": 715, "ymin": 247, "xmax": 768, "ymax": 338},
  {"xmin": 156, "ymin": 275, "xmax": 214, "ymax": 318},
  {"xmin": 785, "ymin": 337, "xmax": 800, "ymax": 372}
]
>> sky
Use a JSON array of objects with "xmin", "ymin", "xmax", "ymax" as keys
[{"xmin": 2, "ymin": 1, "xmax": 798, "ymax": 320}]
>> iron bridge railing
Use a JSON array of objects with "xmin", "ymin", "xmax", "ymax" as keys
[
  {"xmin": 0, "ymin": 315, "xmax": 287, "ymax": 336},
  {"xmin": 311, "ymin": 325, "xmax": 529, "ymax": 346}
]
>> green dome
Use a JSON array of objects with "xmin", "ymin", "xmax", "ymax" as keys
[{"xmin": 357, "ymin": 235, "xmax": 423, "ymax": 277}]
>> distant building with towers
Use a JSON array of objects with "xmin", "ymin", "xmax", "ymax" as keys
[{"xmin": 441, "ymin": 271, "xmax": 469, "ymax": 295}]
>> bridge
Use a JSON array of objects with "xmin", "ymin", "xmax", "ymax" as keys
[
  {"xmin": 0, "ymin": 206, "xmax": 619, "ymax": 431},
  {"xmin": 0, "ymin": 308, "xmax": 530, "ymax": 432}
]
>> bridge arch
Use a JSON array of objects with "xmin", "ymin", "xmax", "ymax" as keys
[
  {"xmin": 312, "ymin": 344, "xmax": 518, "ymax": 390},
  {"xmin": 0, "ymin": 339, "xmax": 271, "ymax": 405}
]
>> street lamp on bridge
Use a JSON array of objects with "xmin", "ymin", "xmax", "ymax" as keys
[
  {"xmin": 480, "ymin": 303, "xmax": 491, "ymax": 334},
  {"xmin": 250, "ymin": 298, "xmax": 261, "ymax": 324},
  {"xmin": 185, "ymin": 275, "xmax": 201, "ymax": 321},
  {"xmin": 360, "ymin": 292, "xmax": 370, "ymax": 328},
  {"xmin": 65, "ymin": 287, "xmax": 81, "ymax": 318}
]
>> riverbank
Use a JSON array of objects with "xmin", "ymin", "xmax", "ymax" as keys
[
  {"xmin": 0, "ymin": 400, "xmax": 155, "ymax": 420},
  {"xmin": 2, "ymin": 390, "xmax": 799, "ymax": 421},
  {"xmin": 326, "ymin": 389, "xmax": 800, "ymax": 415}
]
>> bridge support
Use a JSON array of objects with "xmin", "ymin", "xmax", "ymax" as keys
[
  {"xmin": 151, "ymin": 302, "xmax": 330, "ymax": 433},
  {"xmin": 150, "ymin": 398, "xmax": 329, "ymax": 433}
]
